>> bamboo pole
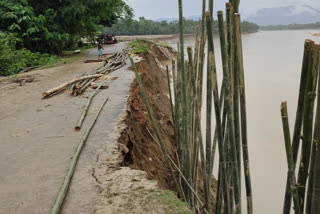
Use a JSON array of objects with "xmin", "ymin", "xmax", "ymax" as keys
[
  {"xmin": 177, "ymin": 0, "xmax": 190, "ymax": 201},
  {"xmin": 205, "ymin": 15, "xmax": 214, "ymax": 208},
  {"xmin": 297, "ymin": 41, "xmax": 318, "ymax": 212},
  {"xmin": 51, "ymin": 97, "xmax": 109, "ymax": 214},
  {"xmin": 145, "ymin": 126, "xmax": 209, "ymax": 214},
  {"xmin": 166, "ymin": 65, "xmax": 175, "ymax": 124},
  {"xmin": 233, "ymin": 15, "xmax": 242, "ymax": 205},
  {"xmin": 311, "ymin": 48, "xmax": 320, "ymax": 213},
  {"xmin": 78, "ymin": 79, "xmax": 95, "ymax": 95},
  {"xmin": 42, "ymin": 74, "xmax": 103, "ymax": 98},
  {"xmin": 283, "ymin": 40, "xmax": 313, "ymax": 214},
  {"xmin": 305, "ymin": 44, "xmax": 320, "ymax": 213},
  {"xmin": 280, "ymin": 102, "xmax": 302, "ymax": 214},
  {"xmin": 235, "ymin": 13, "xmax": 253, "ymax": 214},
  {"xmin": 209, "ymin": 0, "xmax": 214, "ymax": 19},
  {"xmin": 233, "ymin": 0, "xmax": 240, "ymax": 13},
  {"xmin": 130, "ymin": 56, "xmax": 185, "ymax": 200},
  {"xmin": 217, "ymin": 10, "xmax": 242, "ymax": 214},
  {"xmin": 75, "ymin": 78, "xmax": 110, "ymax": 131},
  {"xmin": 130, "ymin": 57, "xmax": 211, "ymax": 213},
  {"xmin": 206, "ymin": 12, "xmax": 231, "ymax": 214}
]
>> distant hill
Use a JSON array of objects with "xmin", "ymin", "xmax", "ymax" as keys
[{"xmin": 246, "ymin": 5, "xmax": 320, "ymax": 26}]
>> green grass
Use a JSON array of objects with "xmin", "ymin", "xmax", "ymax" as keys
[
  {"xmin": 128, "ymin": 39, "xmax": 150, "ymax": 54},
  {"xmin": 41, "ymin": 44, "xmax": 95, "ymax": 69},
  {"xmin": 150, "ymin": 190, "xmax": 192, "ymax": 214},
  {"xmin": 0, "ymin": 43, "xmax": 96, "ymax": 76},
  {"xmin": 158, "ymin": 43, "xmax": 172, "ymax": 49},
  {"xmin": 63, "ymin": 44, "xmax": 96, "ymax": 56},
  {"xmin": 41, "ymin": 53, "xmax": 83, "ymax": 69}
]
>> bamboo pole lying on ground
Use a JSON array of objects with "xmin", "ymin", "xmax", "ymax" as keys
[
  {"xmin": 50, "ymin": 97, "xmax": 109, "ymax": 214},
  {"xmin": 280, "ymin": 102, "xmax": 302, "ymax": 214},
  {"xmin": 77, "ymin": 79, "xmax": 96, "ymax": 95},
  {"xmin": 42, "ymin": 74, "xmax": 103, "ymax": 98},
  {"xmin": 75, "ymin": 78, "xmax": 110, "ymax": 131}
]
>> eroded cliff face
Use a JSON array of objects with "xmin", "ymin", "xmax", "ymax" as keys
[
  {"xmin": 96, "ymin": 41, "xmax": 217, "ymax": 214},
  {"xmin": 94, "ymin": 42, "xmax": 192, "ymax": 214},
  {"xmin": 119, "ymin": 42, "xmax": 178, "ymax": 191}
]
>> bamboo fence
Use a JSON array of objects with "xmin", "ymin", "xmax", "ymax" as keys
[
  {"xmin": 129, "ymin": 0, "xmax": 254, "ymax": 213},
  {"xmin": 281, "ymin": 40, "xmax": 320, "ymax": 214}
]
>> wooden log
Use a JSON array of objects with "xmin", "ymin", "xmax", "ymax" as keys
[{"xmin": 42, "ymin": 74, "xmax": 103, "ymax": 98}]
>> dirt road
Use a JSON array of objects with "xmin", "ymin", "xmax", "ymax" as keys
[{"xmin": 0, "ymin": 43, "xmax": 134, "ymax": 214}]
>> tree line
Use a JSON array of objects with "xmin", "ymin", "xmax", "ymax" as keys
[
  {"xmin": 104, "ymin": 17, "xmax": 259, "ymax": 35},
  {"xmin": 261, "ymin": 22, "xmax": 320, "ymax": 31}
]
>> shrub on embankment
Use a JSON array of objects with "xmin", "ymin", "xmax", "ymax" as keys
[{"xmin": 0, "ymin": 32, "xmax": 55, "ymax": 76}]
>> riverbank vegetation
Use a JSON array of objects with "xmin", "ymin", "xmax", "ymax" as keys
[
  {"xmin": 261, "ymin": 22, "xmax": 320, "ymax": 31},
  {"xmin": 0, "ymin": 0, "xmax": 132, "ymax": 76},
  {"xmin": 104, "ymin": 17, "xmax": 259, "ymax": 35}
]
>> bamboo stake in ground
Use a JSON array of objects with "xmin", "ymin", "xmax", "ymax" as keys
[
  {"xmin": 42, "ymin": 74, "xmax": 103, "ymax": 98},
  {"xmin": 130, "ymin": 57, "xmax": 210, "ymax": 213},
  {"xmin": 283, "ymin": 40, "xmax": 312, "ymax": 214},
  {"xmin": 51, "ymin": 97, "xmax": 109, "ymax": 214},
  {"xmin": 311, "ymin": 48, "xmax": 320, "ymax": 213},
  {"xmin": 130, "ymin": 56, "xmax": 184, "ymax": 202},
  {"xmin": 297, "ymin": 41, "xmax": 318, "ymax": 212},
  {"xmin": 206, "ymin": 12, "xmax": 231, "ymax": 214},
  {"xmin": 280, "ymin": 102, "xmax": 302, "ymax": 214},
  {"xmin": 166, "ymin": 65, "xmax": 175, "ymax": 123},
  {"xmin": 305, "ymin": 44, "xmax": 320, "ymax": 213},
  {"xmin": 235, "ymin": 13, "xmax": 253, "ymax": 214}
]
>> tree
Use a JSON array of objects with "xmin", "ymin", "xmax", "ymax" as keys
[{"xmin": 0, "ymin": 0, "xmax": 133, "ymax": 55}]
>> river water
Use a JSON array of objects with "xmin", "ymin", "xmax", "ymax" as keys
[{"xmin": 161, "ymin": 30, "xmax": 320, "ymax": 213}]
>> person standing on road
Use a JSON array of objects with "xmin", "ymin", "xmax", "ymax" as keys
[{"xmin": 98, "ymin": 40, "xmax": 104, "ymax": 60}]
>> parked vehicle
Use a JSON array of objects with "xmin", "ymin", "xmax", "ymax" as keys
[{"xmin": 97, "ymin": 33, "xmax": 117, "ymax": 44}]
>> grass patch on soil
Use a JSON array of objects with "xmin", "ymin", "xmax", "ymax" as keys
[
  {"xmin": 128, "ymin": 40, "xmax": 150, "ymax": 54},
  {"xmin": 158, "ymin": 43, "xmax": 172, "ymax": 49},
  {"xmin": 151, "ymin": 190, "xmax": 192, "ymax": 214}
]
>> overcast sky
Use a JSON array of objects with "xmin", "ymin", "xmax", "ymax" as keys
[{"xmin": 126, "ymin": 0, "xmax": 320, "ymax": 19}]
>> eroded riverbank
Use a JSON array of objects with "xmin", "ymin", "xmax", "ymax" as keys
[{"xmin": 0, "ymin": 41, "xmax": 194, "ymax": 213}]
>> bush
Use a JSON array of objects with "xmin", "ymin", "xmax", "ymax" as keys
[{"xmin": 0, "ymin": 32, "xmax": 55, "ymax": 76}]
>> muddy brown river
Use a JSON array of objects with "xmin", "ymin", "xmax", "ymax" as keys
[{"xmin": 161, "ymin": 30, "xmax": 320, "ymax": 213}]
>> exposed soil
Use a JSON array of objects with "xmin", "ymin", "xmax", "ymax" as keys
[{"xmin": 118, "ymin": 41, "xmax": 217, "ymax": 212}]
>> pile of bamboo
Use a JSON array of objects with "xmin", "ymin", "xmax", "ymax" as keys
[
  {"xmin": 42, "ymin": 50, "xmax": 128, "ymax": 99},
  {"xmin": 281, "ymin": 40, "xmax": 320, "ymax": 214},
  {"xmin": 69, "ymin": 50, "xmax": 128, "ymax": 96},
  {"xmin": 130, "ymin": 0, "xmax": 253, "ymax": 213}
]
